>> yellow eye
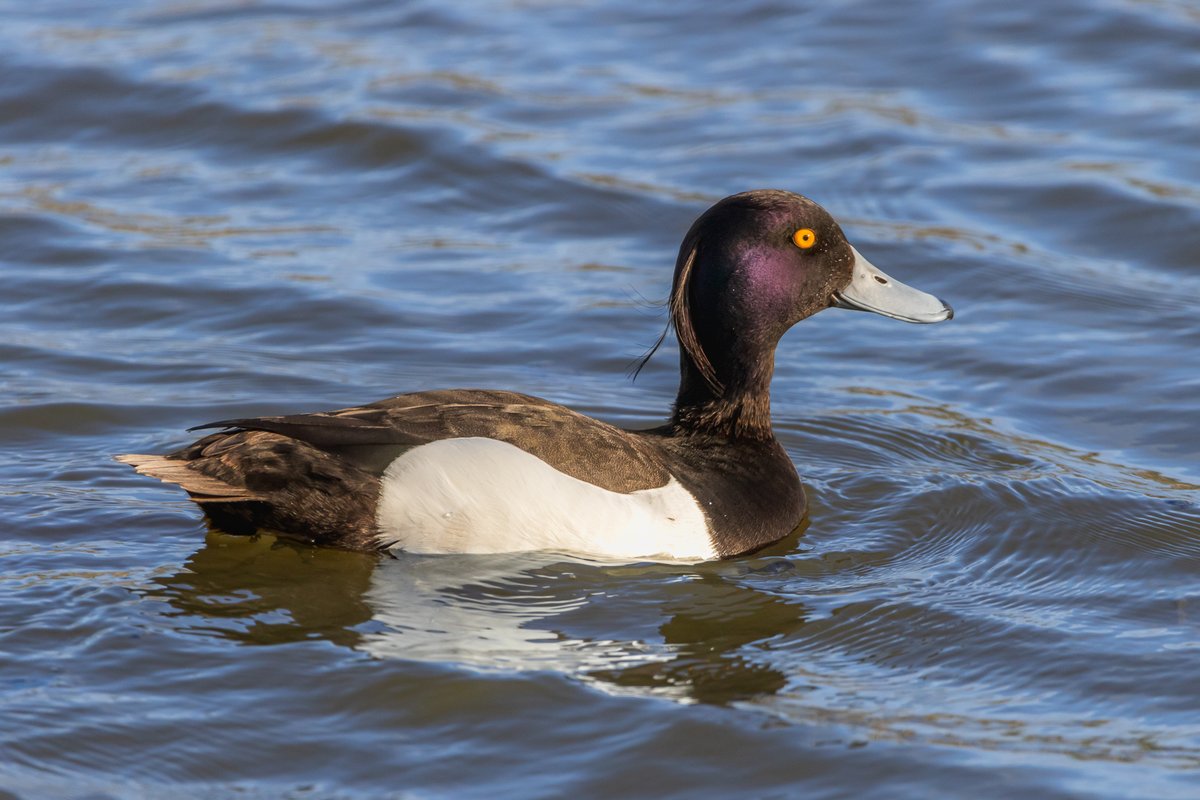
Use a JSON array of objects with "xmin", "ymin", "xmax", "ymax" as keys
[{"xmin": 792, "ymin": 228, "xmax": 817, "ymax": 249}]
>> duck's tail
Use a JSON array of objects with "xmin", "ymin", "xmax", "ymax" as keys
[
  {"xmin": 116, "ymin": 435, "xmax": 383, "ymax": 550},
  {"xmin": 115, "ymin": 453, "xmax": 264, "ymax": 503}
]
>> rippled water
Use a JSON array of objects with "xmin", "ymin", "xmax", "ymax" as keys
[{"xmin": 2, "ymin": 1, "xmax": 1199, "ymax": 797}]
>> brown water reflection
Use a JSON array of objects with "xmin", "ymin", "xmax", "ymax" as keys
[
  {"xmin": 150, "ymin": 530, "xmax": 815, "ymax": 707},
  {"xmin": 150, "ymin": 532, "xmax": 378, "ymax": 648}
]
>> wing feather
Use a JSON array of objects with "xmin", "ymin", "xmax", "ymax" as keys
[{"xmin": 185, "ymin": 389, "xmax": 672, "ymax": 492}]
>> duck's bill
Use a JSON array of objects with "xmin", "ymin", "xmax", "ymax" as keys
[{"xmin": 834, "ymin": 247, "xmax": 953, "ymax": 324}]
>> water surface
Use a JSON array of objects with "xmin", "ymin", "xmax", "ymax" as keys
[{"xmin": 2, "ymin": 1, "xmax": 1199, "ymax": 798}]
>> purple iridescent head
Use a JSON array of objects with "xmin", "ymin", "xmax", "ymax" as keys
[{"xmin": 657, "ymin": 190, "xmax": 952, "ymax": 410}]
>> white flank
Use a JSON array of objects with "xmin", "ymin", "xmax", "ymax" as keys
[{"xmin": 375, "ymin": 437, "xmax": 716, "ymax": 561}]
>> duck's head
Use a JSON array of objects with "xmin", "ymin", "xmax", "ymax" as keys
[{"xmin": 660, "ymin": 189, "xmax": 952, "ymax": 432}]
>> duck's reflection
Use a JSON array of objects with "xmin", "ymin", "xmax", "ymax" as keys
[
  {"xmin": 585, "ymin": 570, "xmax": 805, "ymax": 704},
  {"xmin": 150, "ymin": 525, "xmax": 811, "ymax": 706},
  {"xmin": 150, "ymin": 531, "xmax": 379, "ymax": 648}
]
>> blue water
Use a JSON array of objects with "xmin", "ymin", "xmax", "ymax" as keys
[{"xmin": 2, "ymin": 1, "xmax": 1199, "ymax": 797}]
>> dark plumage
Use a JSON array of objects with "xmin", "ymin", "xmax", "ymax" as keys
[{"xmin": 119, "ymin": 189, "xmax": 952, "ymax": 560}]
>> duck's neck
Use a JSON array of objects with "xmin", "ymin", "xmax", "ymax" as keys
[{"xmin": 671, "ymin": 350, "xmax": 776, "ymax": 441}]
